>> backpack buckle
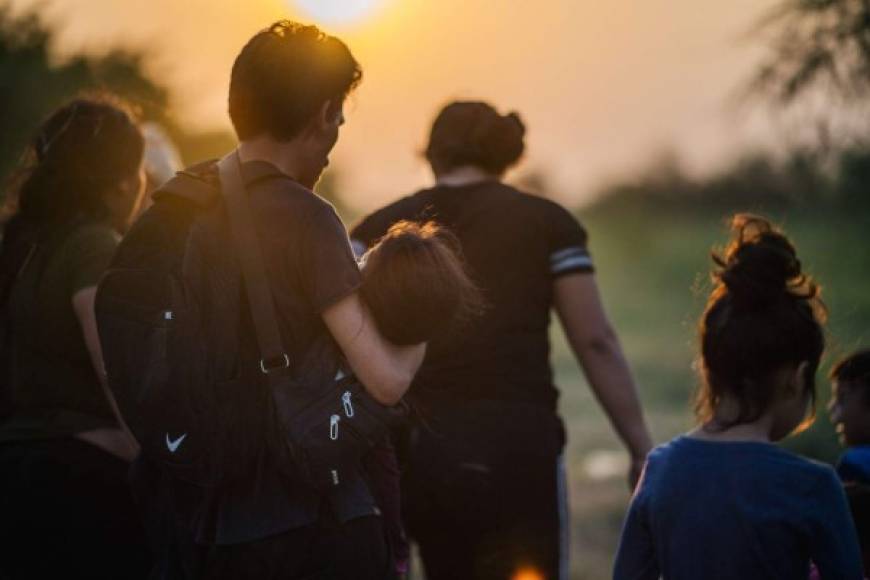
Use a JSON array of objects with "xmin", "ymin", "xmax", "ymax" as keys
[{"xmin": 260, "ymin": 354, "xmax": 290, "ymax": 374}]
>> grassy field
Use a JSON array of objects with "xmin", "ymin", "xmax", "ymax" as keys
[{"xmin": 554, "ymin": 207, "xmax": 870, "ymax": 579}]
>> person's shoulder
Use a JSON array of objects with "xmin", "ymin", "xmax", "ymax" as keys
[
  {"xmin": 351, "ymin": 189, "xmax": 433, "ymax": 241},
  {"xmin": 765, "ymin": 444, "xmax": 834, "ymax": 472},
  {"xmin": 631, "ymin": 438, "xmax": 686, "ymax": 500},
  {"xmin": 643, "ymin": 436, "xmax": 688, "ymax": 470},
  {"xmin": 248, "ymin": 166, "xmax": 334, "ymax": 218},
  {"xmin": 507, "ymin": 187, "xmax": 587, "ymax": 232},
  {"xmin": 633, "ymin": 437, "xmax": 690, "ymax": 486},
  {"xmin": 756, "ymin": 445, "xmax": 843, "ymax": 493},
  {"xmin": 509, "ymin": 186, "xmax": 572, "ymax": 214},
  {"xmin": 372, "ymin": 189, "xmax": 434, "ymax": 219}
]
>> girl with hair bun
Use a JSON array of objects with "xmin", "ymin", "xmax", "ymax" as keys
[
  {"xmin": 353, "ymin": 101, "xmax": 652, "ymax": 580},
  {"xmin": 614, "ymin": 215, "xmax": 863, "ymax": 580}
]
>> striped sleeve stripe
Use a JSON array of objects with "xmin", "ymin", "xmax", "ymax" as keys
[
  {"xmin": 550, "ymin": 246, "xmax": 588, "ymax": 264},
  {"xmin": 550, "ymin": 246, "xmax": 593, "ymax": 274}
]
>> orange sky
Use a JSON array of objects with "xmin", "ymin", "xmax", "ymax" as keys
[{"xmin": 12, "ymin": 0, "xmax": 784, "ymax": 211}]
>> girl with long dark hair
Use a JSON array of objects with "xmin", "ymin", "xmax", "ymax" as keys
[{"xmin": 0, "ymin": 97, "xmax": 150, "ymax": 579}]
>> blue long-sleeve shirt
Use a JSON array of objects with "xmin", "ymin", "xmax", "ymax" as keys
[{"xmin": 614, "ymin": 436, "xmax": 863, "ymax": 580}]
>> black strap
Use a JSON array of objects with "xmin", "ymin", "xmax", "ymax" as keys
[
  {"xmin": 154, "ymin": 171, "xmax": 219, "ymax": 208},
  {"xmin": 217, "ymin": 151, "xmax": 289, "ymax": 378}
]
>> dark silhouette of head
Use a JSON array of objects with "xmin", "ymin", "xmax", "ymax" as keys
[
  {"xmin": 695, "ymin": 214, "xmax": 826, "ymax": 434},
  {"xmin": 229, "ymin": 21, "xmax": 362, "ymax": 143},
  {"xmin": 832, "ymin": 350, "xmax": 870, "ymax": 391},
  {"xmin": 425, "ymin": 101, "xmax": 526, "ymax": 178},
  {"xmin": 5, "ymin": 96, "xmax": 144, "ymax": 234},
  {"xmin": 359, "ymin": 221, "xmax": 483, "ymax": 345},
  {"xmin": 830, "ymin": 349, "xmax": 870, "ymax": 447}
]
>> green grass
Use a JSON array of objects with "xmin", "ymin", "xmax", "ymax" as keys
[{"xmin": 553, "ymin": 207, "xmax": 870, "ymax": 578}]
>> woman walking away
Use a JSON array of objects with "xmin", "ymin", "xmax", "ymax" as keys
[
  {"xmin": 352, "ymin": 101, "xmax": 652, "ymax": 580},
  {"xmin": 613, "ymin": 215, "xmax": 863, "ymax": 580},
  {"xmin": 0, "ymin": 98, "xmax": 149, "ymax": 579}
]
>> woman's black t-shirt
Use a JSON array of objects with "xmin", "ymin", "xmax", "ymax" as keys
[{"xmin": 351, "ymin": 181, "xmax": 593, "ymax": 415}]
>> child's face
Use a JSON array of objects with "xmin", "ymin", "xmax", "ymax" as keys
[{"xmin": 829, "ymin": 381, "xmax": 870, "ymax": 447}]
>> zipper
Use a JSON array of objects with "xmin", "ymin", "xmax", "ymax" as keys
[
  {"xmin": 342, "ymin": 391, "xmax": 354, "ymax": 418},
  {"xmin": 329, "ymin": 414, "xmax": 340, "ymax": 441}
]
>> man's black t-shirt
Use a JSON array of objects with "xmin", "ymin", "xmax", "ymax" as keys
[
  {"xmin": 240, "ymin": 161, "xmax": 361, "ymax": 361},
  {"xmin": 351, "ymin": 180, "xmax": 593, "ymax": 415}
]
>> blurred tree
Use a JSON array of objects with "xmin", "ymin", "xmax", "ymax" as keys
[
  {"xmin": 0, "ymin": 3, "xmax": 235, "ymax": 194},
  {"xmin": 0, "ymin": 5, "xmax": 171, "ymax": 182},
  {"xmin": 748, "ymin": 1, "xmax": 870, "ymax": 208},
  {"xmin": 751, "ymin": 0, "xmax": 870, "ymax": 104},
  {"xmin": 588, "ymin": 148, "xmax": 833, "ymax": 214}
]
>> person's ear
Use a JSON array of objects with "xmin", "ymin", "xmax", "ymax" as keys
[
  {"xmin": 790, "ymin": 361, "xmax": 811, "ymax": 397},
  {"xmin": 318, "ymin": 99, "xmax": 344, "ymax": 130}
]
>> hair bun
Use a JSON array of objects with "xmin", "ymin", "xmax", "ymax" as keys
[
  {"xmin": 714, "ymin": 214, "xmax": 815, "ymax": 309},
  {"xmin": 503, "ymin": 111, "xmax": 525, "ymax": 137},
  {"xmin": 426, "ymin": 101, "xmax": 526, "ymax": 175}
]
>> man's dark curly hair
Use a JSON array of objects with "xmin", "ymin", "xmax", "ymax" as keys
[{"xmin": 229, "ymin": 21, "xmax": 362, "ymax": 141}]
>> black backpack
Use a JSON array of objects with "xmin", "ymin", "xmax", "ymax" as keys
[
  {"xmin": 95, "ymin": 161, "xmax": 256, "ymax": 485},
  {"xmin": 96, "ymin": 152, "xmax": 405, "ymax": 490}
]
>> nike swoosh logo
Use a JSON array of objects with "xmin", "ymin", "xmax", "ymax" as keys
[{"xmin": 165, "ymin": 432, "xmax": 187, "ymax": 453}]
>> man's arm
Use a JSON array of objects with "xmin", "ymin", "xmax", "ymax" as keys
[
  {"xmin": 554, "ymin": 273, "xmax": 653, "ymax": 487},
  {"xmin": 323, "ymin": 292, "xmax": 426, "ymax": 406}
]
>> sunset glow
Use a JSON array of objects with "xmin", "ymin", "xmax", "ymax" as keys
[
  {"xmin": 20, "ymin": 0, "xmax": 781, "ymax": 211},
  {"xmin": 511, "ymin": 567, "xmax": 544, "ymax": 580},
  {"xmin": 291, "ymin": 0, "xmax": 386, "ymax": 27}
]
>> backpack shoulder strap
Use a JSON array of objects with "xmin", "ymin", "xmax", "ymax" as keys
[
  {"xmin": 154, "ymin": 171, "xmax": 219, "ymax": 208},
  {"xmin": 217, "ymin": 151, "xmax": 289, "ymax": 380}
]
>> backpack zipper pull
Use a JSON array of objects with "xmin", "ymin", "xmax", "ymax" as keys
[
  {"xmin": 342, "ymin": 391, "xmax": 354, "ymax": 418},
  {"xmin": 329, "ymin": 414, "xmax": 340, "ymax": 441}
]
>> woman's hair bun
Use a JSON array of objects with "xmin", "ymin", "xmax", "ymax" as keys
[
  {"xmin": 425, "ymin": 101, "xmax": 526, "ymax": 176},
  {"xmin": 713, "ymin": 214, "xmax": 817, "ymax": 308},
  {"xmin": 502, "ymin": 111, "xmax": 526, "ymax": 140}
]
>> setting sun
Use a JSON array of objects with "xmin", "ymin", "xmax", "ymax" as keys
[{"xmin": 290, "ymin": 0, "xmax": 387, "ymax": 27}]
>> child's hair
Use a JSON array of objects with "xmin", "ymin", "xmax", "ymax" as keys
[
  {"xmin": 831, "ymin": 350, "xmax": 870, "ymax": 397},
  {"xmin": 359, "ymin": 221, "xmax": 483, "ymax": 345},
  {"xmin": 695, "ymin": 214, "xmax": 826, "ymax": 428}
]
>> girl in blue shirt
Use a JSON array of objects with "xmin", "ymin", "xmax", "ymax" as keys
[{"xmin": 613, "ymin": 214, "xmax": 864, "ymax": 580}]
